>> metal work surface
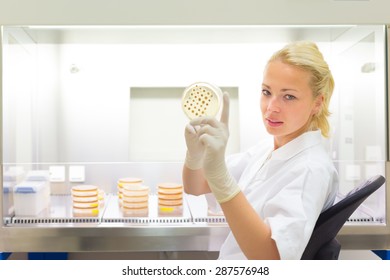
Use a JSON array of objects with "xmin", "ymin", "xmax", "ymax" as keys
[
  {"xmin": 1, "ymin": 193, "xmax": 390, "ymax": 253},
  {"xmin": 0, "ymin": 194, "xmax": 230, "ymax": 252}
]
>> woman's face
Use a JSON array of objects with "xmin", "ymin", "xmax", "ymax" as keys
[{"xmin": 261, "ymin": 60, "xmax": 323, "ymax": 149}]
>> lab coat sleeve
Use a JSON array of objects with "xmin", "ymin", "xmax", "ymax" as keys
[{"xmin": 263, "ymin": 162, "xmax": 333, "ymax": 260}]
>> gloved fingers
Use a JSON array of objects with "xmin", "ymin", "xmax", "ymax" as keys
[
  {"xmin": 196, "ymin": 123, "xmax": 220, "ymax": 138},
  {"xmin": 185, "ymin": 123, "xmax": 196, "ymax": 135},
  {"xmin": 220, "ymin": 92, "xmax": 230, "ymax": 126},
  {"xmin": 185, "ymin": 124, "xmax": 204, "ymax": 153},
  {"xmin": 192, "ymin": 118, "xmax": 229, "ymax": 146},
  {"xmin": 190, "ymin": 116, "xmax": 220, "ymax": 128},
  {"xmin": 190, "ymin": 118, "xmax": 228, "ymax": 141},
  {"xmin": 198, "ymin": 133, "xmax": 221, "ymax": 149},
  {"xmin": 185, "ymin": 123, "xmax": 201, "ymax": 136}
]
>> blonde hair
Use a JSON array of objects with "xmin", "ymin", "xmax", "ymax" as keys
[{"xmin": 268, "ymin": 41, "xmax": 334, "ymax": 138}]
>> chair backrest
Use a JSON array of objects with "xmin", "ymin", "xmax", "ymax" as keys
[{"xmin": 301, "ymin": 175, "xmax": 385, "ymax": 260}]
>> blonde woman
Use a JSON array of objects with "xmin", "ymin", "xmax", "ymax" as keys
[{"xmin": 183, "ymin": 41, "xmax": 339, "ymax": 260}]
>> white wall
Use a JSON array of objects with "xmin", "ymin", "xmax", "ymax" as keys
[{"xmin": 56, "ymin": 42, "xmax": 275, "ymax": 162}]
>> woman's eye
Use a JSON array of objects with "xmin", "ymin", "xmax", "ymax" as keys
[
  {"xmin": 285, "ymin": 94, "xmax": 296, "ymax": 100},
  {"xmin": 262, "ymin": 89, "xmax": 271, "ymax": 96}
]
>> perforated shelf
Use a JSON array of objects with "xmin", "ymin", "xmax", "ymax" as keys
[
  {"xmin": 5, "ymin": 194, "xmax": 382, "ymax": 227},
  {"xmin": 6, "ymin": 194, "xmax": 228, "ymax": 226}
]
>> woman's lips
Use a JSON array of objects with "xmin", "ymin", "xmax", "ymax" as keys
[{"xmin": 266, "ymin": 118, "xmax": 283, "ymax": 127}]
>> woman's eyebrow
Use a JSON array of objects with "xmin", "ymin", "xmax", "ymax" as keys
[
  {"xmin": 262, "ymin": 83, "xmax": 271, "ymax": 89},
  {"xmin": 281, "ymin": 88, "xmax": 298, "ymax": 92},
  {"xmin": 262, "ymin": 83, "xmax": 298, "ymax": 92}
]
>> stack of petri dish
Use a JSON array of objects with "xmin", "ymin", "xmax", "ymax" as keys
[
  {"xmin": 71, "ymin": 185, "xmax": 99, "ymax": 217},
  {"xmin": 117, "ymin": 178, "xmax": 143, "ymax": 207},
  {"xmin": 121, "ymin": 184, "xmax": 150, "ymax": 217},
  {"xmin": 157, "ymin": 183, "xmax": 183, "ymax": 216}
]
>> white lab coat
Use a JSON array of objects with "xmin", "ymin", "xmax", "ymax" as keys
[{"xmin": 218, "ymin": 130, "xmax": 339, "ymax": 260}]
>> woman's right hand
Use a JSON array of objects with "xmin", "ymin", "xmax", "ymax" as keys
[{"xmin": 184, "ymin": 123, "xmax": 205, "ymax": 170}]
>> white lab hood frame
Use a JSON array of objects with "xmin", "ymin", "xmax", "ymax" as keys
[{"xmin": 1, "ymin": 0, "xmax": 390, "ymax": 254}]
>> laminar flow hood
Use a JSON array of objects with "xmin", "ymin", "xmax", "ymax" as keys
[{"xmin": 0, "ymin": 24, "xmax": 389, "ymax": 253}]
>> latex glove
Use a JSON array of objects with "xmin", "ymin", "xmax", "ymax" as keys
[
  {"xmin": 184, "ymin": 123, "xmax": 205, "ymax": 170},
  {"xmin": 190, "ymin": 92, "xmax": 241, "ymax": 203}
]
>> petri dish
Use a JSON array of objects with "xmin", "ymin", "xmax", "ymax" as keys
[{"xmin": 182, "ymin": 82, "xmax": 223, "ymax": 120}]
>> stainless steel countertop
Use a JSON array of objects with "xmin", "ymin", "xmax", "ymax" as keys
[{"xmin": 1, "ymin": 194, "xmax": 230, "ymax": 252}]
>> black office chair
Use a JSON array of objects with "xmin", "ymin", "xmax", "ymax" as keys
[{"xmin": 301, "ymin": 175, "xmax": 385, "ymax": 260}]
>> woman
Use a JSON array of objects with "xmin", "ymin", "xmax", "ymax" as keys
[{"xmin": 183, "ymin": 41, "xmax": 339, "ymax": 260}]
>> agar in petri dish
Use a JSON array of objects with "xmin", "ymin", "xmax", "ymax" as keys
[{"xmin": 181, "ymin": 82, "xmax": 223, "ymax": 120}]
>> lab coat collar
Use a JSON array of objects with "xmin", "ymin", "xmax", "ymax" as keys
[{"xmin": 270, "ymin": 130, "xmax": 322, "ymax": 161}]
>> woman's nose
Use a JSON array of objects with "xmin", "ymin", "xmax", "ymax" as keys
[{"xmin": 267, "ymin": 96, "xmax": 281, "ymax": 113}]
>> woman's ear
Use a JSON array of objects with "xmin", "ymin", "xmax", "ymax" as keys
[{"xmin": 312, "ymin": 94, "xmax": 324, "ymax": 115}]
